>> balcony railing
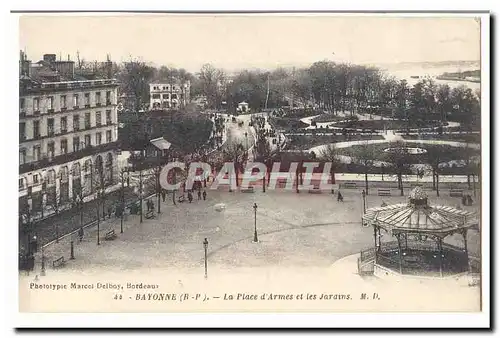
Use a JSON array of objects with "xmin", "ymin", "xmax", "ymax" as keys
[
  {"xmin": 85, "ymin": 104, "xmax": 91, "ymax": 108},
  {"xmin": 19, "ymin": 141, "xmax": 120, "ymax": 174},
  {"xmin": 61, "ymin": 107, "xmax": 67, "ymax": 112},
  {"xmin": 33, "ymin": 110, "xmax": 40, "ymax": 116},
  {"xmin": 47, "ymin": 109, "xmax": 54, "ymax": 114},
  {"xmin": 106, "ymin": 100, "xmax": 112, "ymax": 106},
  {"xmin": 96, "ymin": 102, "xmax": 102, "ymax": 107}
]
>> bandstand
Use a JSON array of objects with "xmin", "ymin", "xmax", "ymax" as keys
[{"xmin": 359, "ymin": 187, "xmax": 480, "ymax": 279}]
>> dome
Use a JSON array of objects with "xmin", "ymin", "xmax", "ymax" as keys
[{"xmin": 409, "ymin": 186, "xmax": 427, "ymax": 200}]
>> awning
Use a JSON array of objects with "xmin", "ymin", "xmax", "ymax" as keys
[{"xmin": 150, "ymin": 137, "xmax": 172, "ymax": 150}]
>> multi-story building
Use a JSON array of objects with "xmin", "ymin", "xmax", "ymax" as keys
[
  {"xmin": 19, "ymin": 52, "xmax": 119, "ymax": 216},
  {"xmin": 149, "ymin": 81, "xmax": 190, "ymax": 110}
]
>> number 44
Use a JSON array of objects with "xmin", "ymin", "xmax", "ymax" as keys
[{"xmin": 114, "ymin": 294, "xmax": 123, "ymax": 300}]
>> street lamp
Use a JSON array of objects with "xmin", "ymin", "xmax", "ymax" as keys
[
  {"xmin": 252, "ymin": 203, "xmax": 259, "ymax": 243},
  {"xmin": 361, "ymin": 190, "xmax": 367, "ymax": 225},
  {"xmin": 96, "ymin": 188, "xmax": 102, "ymax": 245},
  {"xmin": 244, "ymin": 132, "xmax": 248, "ymax": 152},
  {"xmin": 40, "ymin": 244, "xmax": 46, "ymax": 276},
  {"xmin": 203, "ymin": 238, "xmax": 208, "ymax": 279}
]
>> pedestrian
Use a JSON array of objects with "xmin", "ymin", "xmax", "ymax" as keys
[
  {"xmin": 197, "ymin": 189, "xmax": 202, "ymax": 200},
  {"xmin": 467, "ymin": 194, "xmax": 473, "ymax": 206},
  {"xmin": 161, "ymin": 189, "xmax": 166, "ymax": 202},
  {"xmin": 462, "ymin": 195, "xmax": 467, "ymax": 206},
  {"xmin": 107, "ymin": 205, "xmax": 113, "ymax": 219},
  {"xmin": 203, "ymin": 190, "xmax": 207, "ymax": 201},
  {"xmin": 337, "ymin": 191, "xmax": 344, "ymax": 202},
  {"xmin": 188, "ymin": 191, "xmax": 193, "ymax": 203}
]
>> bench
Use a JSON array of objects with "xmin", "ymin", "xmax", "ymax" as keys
[
  {"xmin": 378, "ymin": 189, "xmax": 391, "ymax": 196},
  {"xmin": 342, "ymin": 182, "xmax": 357, "ymax": 189},
  {"xmin": 308, "ymin": 187, "xmax": 321, "ymax": 194},
  {"xmin": 450, "ymin": 189, "xmax": 464, "ymax": 197},
  {"xmin": 105, "ymin": 229, "xmax": 117, "ymax": 241},
  {"xmin": 52, "ymin": 256, "xmax": 66, "ymax": 268},
  {"xmin": 145, "ymin": 210, "xmax": 155, "ymax": 219},
  {"xmin": 241, "ymin": 186, "xmax": 254, "ymax": 193}
]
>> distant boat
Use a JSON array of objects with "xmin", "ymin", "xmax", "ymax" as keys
[{"xmin": 410, "ymin": 75, "xmax": 420, "ymax": 79}]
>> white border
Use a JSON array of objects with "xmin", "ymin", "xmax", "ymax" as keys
[{"xmin": 2, "ymin": 5, "xmax": 492, "ymax": 331}]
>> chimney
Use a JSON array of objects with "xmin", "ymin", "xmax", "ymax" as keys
[{"xmin": 19, "ymin": 50, "xmax": 31, "ymax": 76}]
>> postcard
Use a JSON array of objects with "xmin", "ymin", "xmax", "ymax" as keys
[{"xmin": 14, "ymin": 12, "xmax": 490, "ymax": 328}]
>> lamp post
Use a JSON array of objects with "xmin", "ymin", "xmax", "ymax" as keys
[
  {"xmin": 361, "ymin": 190, "xmax": 366, "ymax": 225},
  {"xmin": 244, "ymin": 132, "xmax": 248, "ymax": 153},
  {"xmin": 96, "ymin": 188, "xmax": 101, "ymax": 245},
  {"xmin": 40, "ymin": 244, "xmax": 46, "ymax": 276},
  {"xmin": 252, "ymin": 203, "xmax": 259, "ymax": 243},
  {"xmin": 203, "ymin": 238, "xmax": 208, "ymax": 279},
  {"xmin": 120, "ymin": 169, "xmax": 125, "ymax": 234}
]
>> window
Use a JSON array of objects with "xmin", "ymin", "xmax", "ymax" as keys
[
  {"xmin": 19, "ymin": 122, "xmax": 26, "ymax": 141},
  {"xmin": 152, "ymin": 94, "xmax": 160, "ymax": 99},
  {"xmin": 96, "ymin": 111, "xmax": 102, "ymax": 127},
  {"xmin": 73, "ymin": 115, "xmax": 80, "ymax": 131},
  {"xmin": 47, "ymin": 96, "xmax": 54, "ymax": 110},
  {"xmin": 106, "ymin": 110, "xmax": 112, "ymax": 125},
  {"xmin": 60, "ymin": 95, "xmax": 67, "ymax": 109},
  {"xmin": 20, "ymin": 98, "xmax": 25, "ymax": 110},
  {"xmin": 106, "ymin": 91, "xmax": 111, "ymax": 105},
  {"xmin": 60, "ymin": 117, "xmax": 67, "ymax": 133},
  {"xmin": 171, "ymin": 94, "xmax": 178, "ymax": 100},
  {"xmin": 84, "ymin": 93, "xmax": 90, "ymax": 106},
  {"xmin": 73, "ymin": 94, "xmax": 79, "ymax": 108},
  {"xmin": 19, "ymin": 178, "xmax": 25, "ymax": 190},
  {"xmin": 19, "ymin": 149, "xmax": 26, "ymax": 165},
  {"xmin": 96, "ymin": 132, "xmax": 102, "ymax": 145},
  {"xmin": 33, "ymin": 120, "xmax": 40, "ymax": 139},
  {"xmin": 33, "ymin": 174, "xmax": 39, "ymax": 184},
  {"xmin": 47, "ymin": 118, "xmax": 55, "ymax": 136},
  {"xmin": 33, "ymin": 145, "xmax": 41, "ymax": 161},
  {"xmin": 106, "ymin": 130, "xmax": 112, "ymax": 143},
  {"xmin": 60, "ymin": 139, "xmax": 68, "ymax": 154},
  {"xmin": 85, "ymin": 112, "xmax": 91, "ymax": 129},
  {"xmin": 95, "ymin": 92, "xmax": 101, "ymax": 105},
  {"xmin": 47, "ymin": 142, "xmax": 55, "ymax": 158},
  {"xmin": 33, "ymin": 98, "xmax": 40, "ymax": 111},
  {"xmin": 84, "ymin": 134, "xmax": 91, "ymax": 147},
  {"xmin": 73, "ymin": 137, "xmax": 80, "ymax": 152},
  {"xmin": 162, "ymin": 94, "xmax": 169, "ymax": 99}
]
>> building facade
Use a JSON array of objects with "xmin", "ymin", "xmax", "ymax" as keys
[
  {"xmin": 149, "ymin": 82, "xmax": 190, "ymax": 110},
  {"xmin": 19, "ymin": 52, "xmax": 119, "ymax": 217}
]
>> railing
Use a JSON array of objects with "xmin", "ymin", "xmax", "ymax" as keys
[{"xmin": 19, "ymin": 141, "xmax": 120, "ymax": 174}]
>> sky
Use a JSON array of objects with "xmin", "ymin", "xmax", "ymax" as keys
[{"xmin": 19, "ymin": 15, "xmax": 481, "ymax": 72}]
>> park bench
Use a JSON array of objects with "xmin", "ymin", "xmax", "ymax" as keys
[
  {"xmin": 145, "ymin": 210, "xmax": 155, "ymax": 219},
  {"xmin": 241, "ymin": 186, "xmax": 254, "ymax": 193},
  {"xmin": 377, "ymin": 189, "xmax": 391, "ymax": 196},
  {"xmin": 308, "ymin": 187, "xmax": 321, "ymax": 194},
  {"xmin": 105, "ymin": 229, "xmax": 117, "ymax": 241},
  {"xmin": 52, "ymin": 256, "xmax": 66, "ymax": 268},
  {"xmin": 342, "ymin": 182, "xmax": 357, "ymax": 189},
  {"xmin": 450, "ymin": 189, "xmax": 464, "ymax": 197}
]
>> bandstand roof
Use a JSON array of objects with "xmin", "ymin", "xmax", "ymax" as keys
[{"xmin": 362, "ymin": 187, "xmax": 478, "ymax": 235}]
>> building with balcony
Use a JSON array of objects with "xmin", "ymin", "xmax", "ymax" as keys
[
  {"xmin": 149, "ymin": 81, "xmax": 190, "ymax": 110},
  {"xmin": 18, "ymin": 51, "xmax": 119, "ymax": 216}
]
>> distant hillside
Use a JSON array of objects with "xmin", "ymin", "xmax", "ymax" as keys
[{"xmin": 374, "ymin": 60, "xmax": 480, "ymax": 70}]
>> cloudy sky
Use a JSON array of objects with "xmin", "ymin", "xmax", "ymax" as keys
[{"xmin": 19, "ymin": 15, "xmax": 481, "ymax": 72}]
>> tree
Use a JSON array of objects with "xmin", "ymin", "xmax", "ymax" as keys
[
  {"xmin": 436, "ymin": 84, "xmax": 452, "ymax": 122},
  {"xmin": 425, "ymin": 147, "xmax": 446, "ymax": 197},
  {"xmin": 319, "ymin": 144, "xmax": 341, "ymax": 193},
  {"xmin": 117, "ymin": 57, "xmax": 156, "ymax": 113},
  {"xmin": 350, "ymin": 141, "xmax": 377, "ymax": 194},
  {"xmin": 198, "ymin": 63, "xmax": 226, "ymax": 109},
  {"xmin": 223, "ymin": 143, "xmax": 246, "ymax": 190},
  {"xmin": 384, "ymin": 141, "xmax": 413, "ymax": 196}
]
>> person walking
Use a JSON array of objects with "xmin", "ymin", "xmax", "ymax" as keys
[
  {"xmin": 188, "ymin": 191, "xmax": 193, "ymax": 203},
  {"xmin": 161, "ymin": 189, "xmax": 166, "ymax": 203},
  {"xmin": 203, "ymin": 190, "xmax": 207, "ymax": 201},
  {"xmin": 197, "ymin": 189, "xmax": 202, "ymax": 200},
  {"xmin": 337, "ymin": 191, "xmax": 344, "ymax": 202}
]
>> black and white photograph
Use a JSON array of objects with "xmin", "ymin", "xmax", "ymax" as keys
[{"xmin": 10, "ymin": 10, "xmax": 490, "ymax": 329}]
